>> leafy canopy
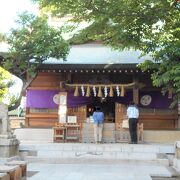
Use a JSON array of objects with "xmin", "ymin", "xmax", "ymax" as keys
[
  {"xmin": 34, "ymin": 0, "xmax": 180, "ymax": 104},
  {"xmin": 0, "ymin": 67, "xmax": 14, "ymax": 102},
  {"xmin": 0, "ymin": 12, "xmax": 70, "ymax": 110},
  {"xmin": 1, "ymin": 12, "xmax": 69, "ymax": 80}
]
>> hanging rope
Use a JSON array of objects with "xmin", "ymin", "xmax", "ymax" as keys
[
  {"xmin": 74, "ymin": 86, "xmax": 79, "ymax": 96},
  {"xmin": 109, "ymin": 86, "xmax": 113, "ymax": 97},
  {"xmin": 86, "ymin": 86, "xmax": 90, "ymax": 97},
  {"xmin": 66, "ymin": 82, "xmax": 135, "ymax": 97},
  {"xmin": 97, "ymin": 86, "xmax": 102, "ymax": 97},
  {"xmin": 66, "ymin": 82, "xmax": 135, "ymax": 88}
]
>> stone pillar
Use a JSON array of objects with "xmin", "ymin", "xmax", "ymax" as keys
[{"xmin": 0, "ymin": 103, "xmax": 19, "ymax": 158}]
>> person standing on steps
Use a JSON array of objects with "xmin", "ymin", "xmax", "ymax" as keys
[
  {"xmin": 92, "ymin": 106, "xmax": 104, "ymax": 144},
  {"xmin": 127, "ymin": 101, "xmax": 139, "ymax": 144}
]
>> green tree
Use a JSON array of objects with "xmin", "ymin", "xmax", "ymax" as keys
[
  {"xmin": 0, "ymin": 33, "xmax": 6, "ymax": 41},
  {"xmin": 0, "ymin": 12, "xmax": 69, "ymax": 110},
  {"xmin": 34, "ymin": 0, "xmax": 180, "ymax": 105},
  {"xmin": 0, "ymin": 67, "xmax": 14, "ymax": 102}
]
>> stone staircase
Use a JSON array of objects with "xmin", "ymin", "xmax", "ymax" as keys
[
  {"xmin": 17, "ymin": 142, "xmax": 180, "ymax": 179},
  {"xmin": 19, "ymin": 142, "xmax": 174, "ymax": 165}
]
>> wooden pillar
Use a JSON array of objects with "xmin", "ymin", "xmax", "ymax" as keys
[
  {"xmin": 60, "ymin": 81, "xmax": 65, "ymax": 91},
  {"xmin": 60, "ymin": 72, "xmax": 71, "ymax": 91},
  {"xmin": 133, "ymin": 77, "xmax": 139, "ymax": 105},
  {"xmin": 25, "ymin": 108, "xmax": 29, "ymax": 127},
  {"xmin": 67, "ymin": 73, "xmax": 72, "ymax": 83}
]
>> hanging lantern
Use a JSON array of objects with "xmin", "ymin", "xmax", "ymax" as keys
[
  {"xmin": 120, "ymin": 86, "xmax": 125, "ymax": 97},
  {"xmin": 74, "ymin": 86, "xmax": 79, "ymax": 96},
  {"xmin": 97, "ymin": 86, "xmax": 102, "ymax": 97},
  {"xmin": 86, "ymin": 86, "xmax": 90, "ymax": 97},
  {"xmin": 109, "ymin": 86, "xmax": 113, "ymax": 97}
]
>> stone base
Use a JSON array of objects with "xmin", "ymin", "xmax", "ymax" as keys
[
  {"xmin": 0, "ymin": 134, "xmax": 15, "ymax": 139},
  {"xmin": 0, "ymin": 138, "xmax": 19, "ymax": 157},
  {"xmin": 173, "ymin": 158, "xmax": 180, "ymax": 171},
  {"xmin": 175, "ymin": 141, "xmax": 180, "ymax": 158}
]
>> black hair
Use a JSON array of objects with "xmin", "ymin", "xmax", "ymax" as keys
[
  {"xmin": 95, "ymin": 106, "xmax": 101, "ymax": 111},
  {"xmin": 129, "ymin": 101, "xmax": 135, "ymax": 106}
]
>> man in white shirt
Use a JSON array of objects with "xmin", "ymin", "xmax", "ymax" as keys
[{"xmin": 127, "ymin": 101, "xmax": 139, "ymax": 144}]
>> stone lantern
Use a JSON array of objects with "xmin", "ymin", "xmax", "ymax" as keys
[{"xmin": 0, "ymin": 103, "xmax": 19, "ymax": 157}]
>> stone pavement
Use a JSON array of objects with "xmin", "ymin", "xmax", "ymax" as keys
[{"xmin": 25, "ymin": 160, "xmax": 175, "ymax": 180}]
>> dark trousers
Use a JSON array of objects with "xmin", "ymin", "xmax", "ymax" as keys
[{"xmin": 129, "ymin": 118, "xmax": 138, "ymax": 143}]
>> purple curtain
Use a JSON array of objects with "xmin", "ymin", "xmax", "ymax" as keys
[
  {"xmin": 26, "ymin": 90, "xmax": 92, "ymax": 108},
  {"xmin": 26, "ymin": 90, "xmax": 173, "ymax": 109},
  {"xmin": 139, "ymin": 91, "xmax": 173, "ymax": 109}
]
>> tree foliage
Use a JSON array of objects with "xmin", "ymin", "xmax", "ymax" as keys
[
  {"xmin": 0, "ymin": 33, "xmax": 6, "ymax": 41},
  {"xmin": 1, "ymin": 12, "xmax": 69, "ymax": 80},
  {"xmin": 0, "ymin": 12, "xmax": 70, "ymax": 110},
  {"xmin": 0, "ymin": 67, "xmax": 14, "ymax": 102},
  {"xmin": 34, "ymin": 0, "xmax": 180, "ymax": 104}
]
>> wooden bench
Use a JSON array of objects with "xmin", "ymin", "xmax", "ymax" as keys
[{"xmin": 53, "ymin": 124, "xmax": 66, "ymax": 142}]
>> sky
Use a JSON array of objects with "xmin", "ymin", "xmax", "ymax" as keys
[
  {"xmin": 0, "ymin": 0, "xmax": 38, "ymax": 33},
  {"xmin": 0, "ymin": 0, "xmax": 38, "ymax": 101}
]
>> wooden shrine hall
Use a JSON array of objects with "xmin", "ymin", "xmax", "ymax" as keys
[{"xmin": 25, "ymin": 43, "xmax": 178, "ymax": 143}]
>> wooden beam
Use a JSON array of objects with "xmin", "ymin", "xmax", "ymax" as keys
[
  {"xmin": 27, "ymin": 87, "xmax": 60, "ymax": 90},
  {"xmin": 26, "ymin": 113, "xmax": 58, "ymax": 118},
  {"xmin": 133, "ymin": 76, "xmax": 139, "ymax": 105}
]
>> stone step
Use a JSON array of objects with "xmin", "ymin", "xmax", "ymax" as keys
[
  {"xmin": 36, "ymin": 151, "xmax": 163, "ymax": 161},
  {"xmin": 19, "ymin": 142, "xmax": 175, "ymax": 167},
  {"xmin": 24, "ymin": 155, "xmax": 169, "ymax": 166},
  {"xmin": 20, "ymin": 150, "xmax": 169, "ymax": 166},
  {"xmin": 19, "ymin": 143, "xmax": 175, "ymax": 154}
]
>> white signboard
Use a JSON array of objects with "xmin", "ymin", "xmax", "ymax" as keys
[
  {"xmin": 59, "ymin": 116, "xmax": 66, "ymax": 123},
  {"xmin": 67, "ymin": 116, "xmax": 77, "ymax": 123}
]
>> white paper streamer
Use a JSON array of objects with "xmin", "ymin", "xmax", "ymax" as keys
[
  {"xmin": 116, "ymin": 86, "xmax": 120, "ymax": 96},
  {"xmin": 104, "ymin": 86, "xmax": 108, "ymax": 97},
  {"xmin": 93, "ymin": 86, "xmax": 96, "ymax": 97},
  {"xmin": 81, "ymin": 85, "xmax": 85, "ymax": 96}
]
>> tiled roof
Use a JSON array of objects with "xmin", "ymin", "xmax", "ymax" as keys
[{"xmin": 39, "ymin": 43, "xmax": 152, "ymax": 70}]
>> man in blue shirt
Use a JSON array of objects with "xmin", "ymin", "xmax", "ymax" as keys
[
  {"xmin": 127, "ymin": 101, "xmax": 139, "ymax": 144},
  {"xmin": 93, "ymin": 106, "xmax": 104, "ymax": 144}
]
